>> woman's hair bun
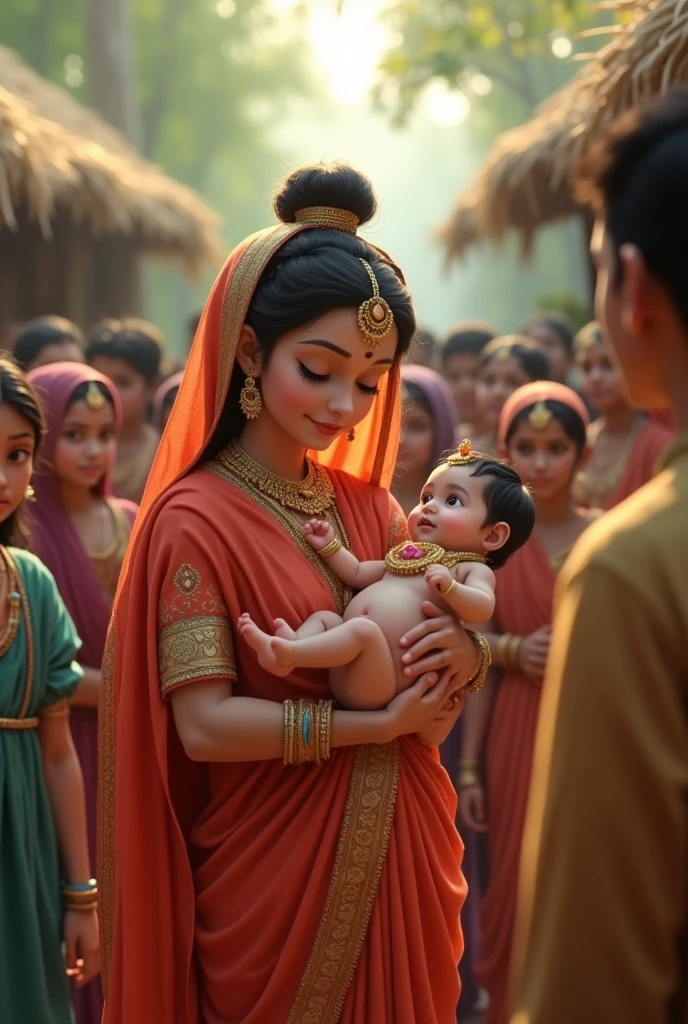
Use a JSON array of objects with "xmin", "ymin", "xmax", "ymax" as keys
[{"xmin": 273, "ymin": 162, "xmax": 377, "ymax": 227}]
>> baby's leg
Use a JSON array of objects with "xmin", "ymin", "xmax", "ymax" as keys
[
  {"xmin": 274, "ymin": 611, "xmax": 343, "ymax": 641},
  {"xmin": 273, "ymin": 617, "xmax": 397, "ymax": 710},
  {"xmin": 239, "ymin": 612, "xmax": 343, "ymax": 677}
]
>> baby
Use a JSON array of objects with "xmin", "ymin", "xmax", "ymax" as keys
[{"xmin": 239, "ymin": 441, "xmax": 535, "ymax": 710}]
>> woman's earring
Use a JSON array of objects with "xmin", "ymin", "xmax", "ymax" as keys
[
  {"xmin": 347, "ymin": 428, "xmax": 356, "ymax": 443},
  {"xmin": 239, "ymin": 371, "xmax": 262, "ymax": 420},
  {"xmin": 25, "ymin": 484, "xmax": 35, "ymax": 501}
]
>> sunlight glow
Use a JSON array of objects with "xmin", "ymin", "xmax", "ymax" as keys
[
  {"xmin": 423, "ymin": 80, "xmax": 471, "ymax": 128},
  {"xmin": 306, "ymin": 0, "xmax": 393, "ymax": 105},
  {"xmin": 551, "ymin": 34, "xmax": 573, "ymax": 59}
]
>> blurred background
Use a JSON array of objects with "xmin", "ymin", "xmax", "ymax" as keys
[{"xmin": 0, "ymin": 0, "xmax": 613, "ymax": 357}]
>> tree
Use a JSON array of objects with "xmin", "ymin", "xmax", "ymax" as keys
[{"xmin": 373, "ymin": 0, "xmax": 605, "ymax": 123}]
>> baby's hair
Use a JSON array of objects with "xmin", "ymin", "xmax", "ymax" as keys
[{"xmin": 440, "ymin": 453, "xmax": 535, "ymax": 568}]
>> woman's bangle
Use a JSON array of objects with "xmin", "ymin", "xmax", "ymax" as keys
[
  {"xmin": 497, "ymin": 633, "xmax": 523, "ymax": 670},
  {"xmin": 62, "ymin": 879, "xmax": 97, "ymax": 892},
  {"xmin": 456, "ymin": 767, "xmax": 481, "ymax": 789},
  {"xmin": 62, "ymin": 880, "xmax": 98, "ymax": 911},
  {"xmin": 319, "ymin": 537, "xmax": 342, "ymax": 560},
  {"xmin": 507, "ymin": 634, "xmax": 523, "ymax": 670},
  {"xmin": 463, "ymin": 631, "xmax": 491, "ymax": 694},
  {"xmin": 284, "ymin": 699, "xmax": 332, "ymax": 765}
]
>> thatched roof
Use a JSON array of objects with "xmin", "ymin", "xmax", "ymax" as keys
[
  {"xmin": 439, "ymin": 0, "xmax": 688, "ymax": 260},
  {"xmin": 0, "ymin": 45, "xmax": 221, "ymax": 270}
]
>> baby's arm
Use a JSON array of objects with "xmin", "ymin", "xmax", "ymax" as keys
[
  {"xmin": 303, "ymin": 520, "xmax": 387, "ymax": 590},
  {"xmin": 425, "ymin": 562, "xmax": 496, "ymax": 623}
]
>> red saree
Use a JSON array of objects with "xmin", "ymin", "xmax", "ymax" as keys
[
  {"xmin": 476, "ymin": 537, "xmax": 556, "ymax": 1024},
  {"xmin": 99, "ymin": 223, "xmax": 465, "ymax": 1023},
  {"xmin": 606, "ymin": 420, "xmax": 673, "ymax": 508}
]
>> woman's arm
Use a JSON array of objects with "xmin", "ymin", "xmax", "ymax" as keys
[
  {"xmin": 169, "ymin": 671, "xmax": 454, "ymax": 762},
  {"xmin": 38, "ymin": 713, "xmax": 100, "ymax": 987},
  {"xmin": 70, "ymin": 666, "xmax": 100, "ymax": 708}
]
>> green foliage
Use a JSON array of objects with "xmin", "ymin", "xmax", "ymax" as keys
[
  {"xmin": 374, "ymin": 0, "xmax": 600, "ymax": 122},
  {"xmin": 535, "ymin": 290, "xmax": 592, "ymax": 333}
]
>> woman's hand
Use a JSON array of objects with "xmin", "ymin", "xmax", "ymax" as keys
[
  {"xmin": 415, "ymin": 693, "xmax": 465, "ymax": 747},
  {"xmin": 400, "ymin": 602, "xmax": 478, "ymax": 689},
  {"xmin": 64, "ymin": 909, "xmax": 100, "ymax": 987},
  {"xmin": 302, "ymin": 518, "xmax": 335, "ymax": 551},
  {"xmin": 459, "ymin": 783, "xmax": 489, "ymax": 833},
  {"xmin": 518, "ymin": 625, "xmax": 551, "ymax": 683},
  {"xmin": 385, "ymin": 672, "xmax": 454, "ymax": 740}
]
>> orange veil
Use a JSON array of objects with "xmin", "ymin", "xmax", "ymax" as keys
[{"xmin": 98, "ymin": 222, "xmax": 403, "ymax": 997}]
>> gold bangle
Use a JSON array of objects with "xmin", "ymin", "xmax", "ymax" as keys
[
  {"xmin": 318, "ymin": 699, "xmax": 332, "ymax": 762},
  {"xmin": 319, "ymin": 537, "xmax": 342, "ymax": 560},
  {"xmin": 458, "ymin": 758, "xmax": 479, "ymax": 770},
  {"xmin": 456, "ymin": 768, "xmax": 481, "ymax": 789},
  {"xmin": 64, "ymin": 901, "xmax": 98, "ymax": 912},
  {"xmin": 496, "ymin": 633, "xmax": 512, "ymax": 667},
  {"xmin": 283, "ymin": 699, "xmax": 296, "ymax": 765},
  {"xmin": 507, "ymin": 634, "xmax": 523, "ymax": 670},
  {"xmin": 463, "ymin": 631, "xmax": 491, "ymax": 694},
  {"xmin": 440, "ymin": 579, "xmax": 457, "ymax": 598}
]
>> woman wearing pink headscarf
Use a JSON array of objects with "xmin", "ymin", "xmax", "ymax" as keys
[{"xmin": 27, "ymin": 362, "xmax": 137, "ymax": 1024}]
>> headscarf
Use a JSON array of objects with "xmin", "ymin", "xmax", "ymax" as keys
[
  {"xmin": 498, "ymin": 381, "xmax": 590, "ymax": 447},
  {"xmin": 153, "ymin": 371, "xmax": 184, "ymax": 431},
  {"xmin": 27, "ymin": 362, "xmax": 125, "ymax": 668},
  {"xmin": 99, "ymin": 222, "xmax": 407, "ymax": 985},
  {"xmin": 401, "ymin": 364, "xmax": 457, "ymax": 467}
]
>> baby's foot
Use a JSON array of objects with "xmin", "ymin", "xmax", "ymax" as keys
[
  {"xmin": 238, "ymin": 613, "xmax": 294, "ymax": 677},
  {"xmin": 273, "ymin": 617, "xmax": 297, "ymax": 640}
]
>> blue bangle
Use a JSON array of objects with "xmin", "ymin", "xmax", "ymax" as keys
[{"xmin": 62, "ymin": 879, "xmax": 97, "ymax": 892}]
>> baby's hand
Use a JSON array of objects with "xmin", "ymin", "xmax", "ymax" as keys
[
  {"xmin": 425, "ymin": 564, "xmax": 454, "ymax": 595},
  {"xmin": 302, "ymin": 518, "xmax": 335, "ymax": 551}
]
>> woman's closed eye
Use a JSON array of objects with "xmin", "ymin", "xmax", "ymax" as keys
[
  {"xmin": 297, "ymin": 361, "xmax": 329, "ymax": 384},
  {"xmin": 357, "ymin": 381, "xmax": 380, "ymax": 396}
]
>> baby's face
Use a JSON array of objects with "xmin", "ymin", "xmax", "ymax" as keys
[{"xmin": 407, "ymin": 464, "xmax": 489, "ymax": 553}]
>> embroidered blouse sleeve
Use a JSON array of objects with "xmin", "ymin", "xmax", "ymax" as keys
[{"xmin": 157, "ymin": 522, "xmax": 237, "ymax": 700}]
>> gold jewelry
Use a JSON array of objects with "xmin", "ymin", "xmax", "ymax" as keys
[
  {"xmin": 357, "ymin": 259, "xmax": 395, "ymax": 347},
  {"xmin": 40, "ymin": 698, "xmax": 71, "ymax": 718},
  {"xmin": 456, "ymin": 766, "xmax": 481, "ymax": 789},
  {"xmin": 0, "ymin": 546, "xmax": 22, "ymax": 657},
  {"xmin": 283, "ymin": 699, "xmax": 297, "ymax": 765},
  {"xmin": 24, "ymin": 483, "xmax": 35, "ymax": 501},
  {"xmin": 319, "ymin": 537, "xmax": 342, "ymax": 560},
  {"xmin": 62, "ymin": 882, "xmax": 98, "ymax": 911},
  {"xmin": 347, "ymin": 428, "xmax": 355, "ymax": 443},
  {"xmin": 239, "ymin": 373, "xmax": 262, "ymax": 419},
  {"xmin": 85, "ymin": 381, "xmax": 106, "ymax": 411},
  {"xmin": 463, "ymin": 631, "xmax": 491, "ymax": 694},
  {"xmin": 575, "ymin": 323, "xmax": 602, "ymax": 350},
  {"xmin": 218, "ymin": 441, "xmax": 335, "ymax": 516},
  {"xmin": 496, "ymin": 346, "xmax": 512, "ymax": 361},
  {"xmin": 528, "ymin": 401, "xmax": 553, "ymax": 430},
  {"xmin": 294, "ymin": 206, "xmax": 359, "ymax": 235},
  {"xmin": 385, "ymin": 540, "xmax": 486, "ymax": 576},
  {"xmin": 440, "ymin": 579, "xmax": 458, "ymax": 598},
  {"xmin": 446, "ymin": 438, "xmax": 478, "ymax": 467},
  {"xmin": 0, "ymin": 716, "xmax": 39, "ymax": 729},
  {"xmin": 318, "ymin": 699, "xmax": 332, "ymax": 763}
]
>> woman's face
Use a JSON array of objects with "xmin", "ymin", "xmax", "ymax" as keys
[
  {"xmin": 444, "ymin": 352, "xmax": 480, "ymax": 422},
  {"xmin": 506, "ymin": 416, "xmax": 582, "ymax": 503},
  {"xmin": 475, "ymin": 355, "xmax": 534, "ymax": 430},
  {"xmin": 88, "ymin": 355, "xmax": 152, "ymax": 429},
  {"xmin": 54, "ymin": 397, "xmax": 117, "ymax": 491},
  {"xmin": 257, "ymin": 308, "xmax": 399, "ymax": 452},
  {"xmin": 397, "ymin": 401, "xmax": 434, "ymax": 477},
  {"xmin": 576, "ymin": 338, "xmax": 626, "ymax": 415},
  {"xmin": 0, "ymin": 402, "xmax": 36, "ymax": 523},
  {"xmin": 526, "ymin": 325, "xmax": 570, "ymax": 384}
]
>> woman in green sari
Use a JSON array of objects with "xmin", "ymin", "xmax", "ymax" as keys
[{"xmin": 0, "ymin": 355, "xmax": 99, "ymax": 1022}]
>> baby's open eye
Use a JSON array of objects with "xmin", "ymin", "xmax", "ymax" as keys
[
  {"xmin": 421, "ymin": 493, "xmax": 432, "ymax": 504},
  {"xmin": 446, "ymin": 495, "xmax": 463, "ymax": 507}
]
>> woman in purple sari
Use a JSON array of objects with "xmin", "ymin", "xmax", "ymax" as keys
[
  {"xmin": 393, "ymin": 363, "xmax": 482, "ymax": 1018},
  {"xmin": 27, "ymin": 363, "xmax": 138, "ymax": 1024}
]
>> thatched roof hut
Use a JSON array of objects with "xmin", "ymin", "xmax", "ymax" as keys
[
  {"xmin": 439, "ymin": 0, "xmax": 687, "ymax": 260},
  {"xmin": 0, "ymin": 45, "xmax": 221, "ymax": 327}
]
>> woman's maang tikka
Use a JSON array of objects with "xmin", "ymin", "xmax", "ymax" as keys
[{"xmin": 357, "ymin": 259, "xmax": 395, "ymax": 348}]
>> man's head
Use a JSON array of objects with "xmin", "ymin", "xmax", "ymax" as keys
[{"xmin": 576, "ymin": 88, "xmax": 688, "ymax": 412}]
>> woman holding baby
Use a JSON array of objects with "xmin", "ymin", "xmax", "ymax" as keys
[{"xmin": 99, "ymin": 164, "xmax": 491, "ymax": 1023}]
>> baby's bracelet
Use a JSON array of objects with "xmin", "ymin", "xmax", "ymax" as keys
[
  {"xmin": 319, "ymin": 538, "xmax": 342, "ymax": 560},
  {"xmin": 440, "ymin": 579, "xmax": 457, "ymax": 598}
]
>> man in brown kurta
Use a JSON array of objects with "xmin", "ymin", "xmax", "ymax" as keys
[{"xmin": 510, "ymin": 91, "xmax": 688, "ymax": 1024}]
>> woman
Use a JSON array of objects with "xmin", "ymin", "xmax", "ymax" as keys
[
  {"xmin": 153, "ymin": 370, "xmax": 184, "ymax": 434},
  {"xmin": 99, "ymin": 163, "xmax": 490, "ymax": 1023},
  {"xmin": 440, "ymin": 322, "xmax": 495, "ymax": 441},
  {"xmin": 472, "ymin": 337, "xmax": 550, "ymax": 457},
  {"xmin": 393, "ymin": 364, "xmax": 456, "ymax": 515},
  {"xmin": 458, "ymin": 381, "xmax": 597, "ymax": 1024},
  {"xmin": 27, "ymin": 362, "xmax": 137, "ymax": 1024},
  {"xmin": 572, "ymin": 321, "xmax": 672, "ymax": 508},
  {"xmin": 0, "ymin": 356, "xmax": 99, "ymax": 1023}
]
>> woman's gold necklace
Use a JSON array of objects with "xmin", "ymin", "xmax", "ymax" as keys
[
  {"xmin": 217, "ymin": 440, "xmax": 336, "ymax": 516},
  {"xmin": 0, "ymin": 546, "xmax": 22, "ymax": 657}
]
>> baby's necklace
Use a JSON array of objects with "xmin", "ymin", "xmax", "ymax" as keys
[{"xmin": 385, "ymin": 541, "xmax": 487, "ymax": 575}]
